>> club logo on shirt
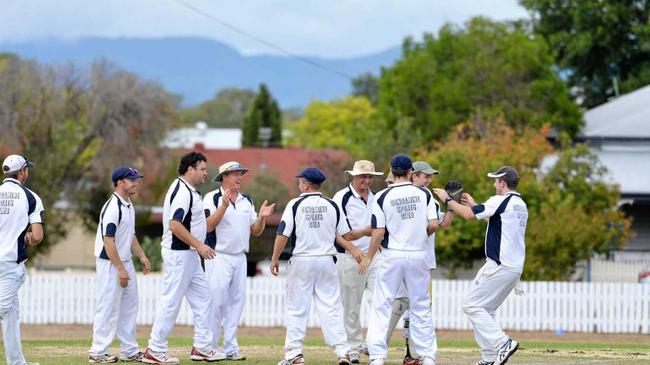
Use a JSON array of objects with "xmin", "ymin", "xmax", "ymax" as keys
[
  {"xmin": 390, "ymin": 195, "xmax": 420, "ymax": 220},
  {"xmin": 303, "ymin": 205, "xmax": 327, "ymax": 228},
  {"xmin": 0, "ymin": 191, "xmax": 19, "ymax": 215}
]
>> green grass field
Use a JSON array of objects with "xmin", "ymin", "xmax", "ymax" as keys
[{"xmin": 6, "ymin": 335, "xmax": 650, "ymax": 365}]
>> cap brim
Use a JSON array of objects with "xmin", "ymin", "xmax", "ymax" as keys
[
  {"xmin": 345, "ymin": 170, "xmax": 384, "ymax": 176},
  {"xmin": 25, "ymin": 161, "xmax": 34, "ymax": 168},
  {"xmin": 487, "ymin": 172, "xmax": 507, "ymax": 178},
  {"xmin": 126, "ymin": 174, "xmax": 144, "ymax": 180},
  {"xmin": 414, "ymin": 168, "xmax": 438, "ymax": 175}
]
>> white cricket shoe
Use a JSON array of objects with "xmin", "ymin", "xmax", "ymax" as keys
[{"xmin": 494, "ymin": 338, "xmax": 519, "ymax": 365}]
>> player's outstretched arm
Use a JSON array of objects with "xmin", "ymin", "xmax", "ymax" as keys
[
  {"xmin": 432, "ymin": 188, "xmax": 475, "ymax": 220},
  {"xmin": 251, "ymin": 200, "xmax": 276, "ymax": 237},
  {"xmin": 270, "ymin": 234, "xmax": 289, "ymax": 276}
]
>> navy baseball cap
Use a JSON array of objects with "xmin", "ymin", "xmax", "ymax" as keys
[
  {"xmin": 296, "ymin": 167, "xmax": 326, "ymax": 184},
  {"xmin": 112, "ymin": 167, "xmax": 144, "ymax": 184},
  {"xmin": 390, "ymin": 154, "xmax": 413, "ymax": 171}
]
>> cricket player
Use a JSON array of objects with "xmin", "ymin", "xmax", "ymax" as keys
[
  {"xmin": 270, "ymin": 167, "xmax": 370, "ymax": 365},
  {"xmin": 433, "ymin": 166, "xmax": 527, "ymax": 365},
  {"xmin": 203, "ymin": 161, "xmax": 275, "ymax": 360},
  {"xmin": 89, "ymin": 167, "xmax": 150, "ymax": 363},
  {"xmin": 362, "ymin": 155, "xmax": 439, "ymax": 365},
  {"xmin": 332, "ymin": 160, "xmax": 381, "ymax": 364},
  {"xmin": 0, "ymin": 155, "xmax": 44, "ymax": 365},
  {"xmin": 143, "ymin": 152, "xmax": 222, "ymax": 364}
]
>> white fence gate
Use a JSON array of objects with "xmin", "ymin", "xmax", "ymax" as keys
[{"xmin": 19, "ymin": 274, "xmax": 650, "ymax": 334}]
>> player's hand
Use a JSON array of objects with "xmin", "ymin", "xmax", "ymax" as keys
[
  {"xmin": 358, "ymin": 256, "xmax": 371, "ymax": 274},
  {"xmin": 197, "ymin": 244, "xmax": 216, "ymax": 260},
  {"xmin": 462, "ymin": 193, "xmax": 476, "ymax": 207},
  {"xmin": 350, "ymin": 247, "xmax": 364, "ymax": 264},
  {"xmin": 270, "ymin": 259, "xmax": 280, "ymax": 276},
  {"xmin": 221, "ymin": 189, "xmax": 233, "ymax": 208},
  {"xmin": 118, "ymin": 268, "xmax": 129, "ymax": 288},
  {"xmin": 140, "ymin": 255, "xmax": 151, "ymax": 275},
  {"xmin": 258, "ymin": 200, "xmax": 276, "ymax": 218},
  {"xmin": 432, "ymin": 188, "xmax": 449, "ymax": 202}
]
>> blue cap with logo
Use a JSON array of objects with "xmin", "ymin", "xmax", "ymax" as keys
[
  {"xmin": 112, "ymin": 167, "xmax": 144, "ymax": 184},
  {"xmin": 296, "ymin": 167, "xmax": 326, "ymax": 184},
  {"xmin": 390, "ymin": 154, "xmax": 413, "ymax": 171}
]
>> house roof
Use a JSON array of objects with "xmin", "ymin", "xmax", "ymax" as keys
[{"xmin": 582, "ymin": 84, "xmax": 650, "ymax": 139}]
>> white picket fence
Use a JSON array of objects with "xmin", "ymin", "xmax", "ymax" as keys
[{"xmin": 18, "ymin": 273, "xmax": 650, "ymax": 334}]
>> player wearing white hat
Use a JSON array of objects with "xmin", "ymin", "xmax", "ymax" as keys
[
  {"xmin": 362, "ymin": 155, "xmax": 439, "ymax": 365},
  {"xmin": 203, "ymin": 161, "xmax": 275, "ymax": 360},
  {"xmin": 332, "ymin": 160, "xmax": 380, "ymax": 363},
  {"xmin": 433, "ymin": 166, "xmax": 527, "ymax": 365},
  {"xmin": 89, "ymin": 167, "xmax": 150, "ymax": 363},
  {"xmin": 0, "ymin": 155, "xmax": 44, "ymax": 365},
  {"xmin": 143, "ymin": 152, "xmax": 222, "ymax": 364},
  {"xmin": 270, "ymin": 167, "xmax": 370, "ymax": 365}
]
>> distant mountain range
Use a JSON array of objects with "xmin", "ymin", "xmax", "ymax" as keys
[{"xmin": 0, "ymin": 37, "xmax": 401, "ymax": 108}]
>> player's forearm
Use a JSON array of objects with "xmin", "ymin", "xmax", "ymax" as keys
[
  {"xmin": 427, "ymin": 219, "xmax": 440, "ymax": 235},
  {"xmin": 130, "ymin": 235, "xmax": 146, "ymax": 260},
  {"xmin": 448, "ymin": 200, "xmax": 475, "ymax": 220},
  {"xmin": 103, "ymin": 237, "xmax": 126, "ymax": 271},
  {"xmin": 169, "ymin": 220, "xmax": 203, "ymax": 249},
  {"xmin": 251, "ymin": 217, "xmax": 266, "ymax": 237},
  {"xmin": 343, "ymin": 228, "xmax": 366, "ymax": 241},
  {"xmin": 439, "ymin": 211, "xmax": 455, "ymax": 229},
  {"xmin": 336, "ymin": 233, "xmax": 357, "ymax": 252},
  {"xmin": 367, "ymin": 229, "xmax": 384, "ymax": 260},
  {"xmin": 206, "ymin": 205, "xmax": 227, "ymax": 231},
  {"xmin": 271, "ymin": 235, "xmax": 288, "ymax": 261},
  {"xmin": 28, "ymin": 223, "xmax": 44, "ymax": 245}
]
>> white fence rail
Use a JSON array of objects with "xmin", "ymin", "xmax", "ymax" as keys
[{"xmin": 19, "ymin": 274, "xmax": 650, "ymax": 334}]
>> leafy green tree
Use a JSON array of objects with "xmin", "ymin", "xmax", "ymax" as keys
[
  {"xmin": 0, "ymin": 55, "xmax": 179, "ymax": 259},
  {"xmin": 181, "ymin": 87, "xmax": 256, "ymax": 128},
  {"xmin": 521, "ymin": 0, "xmax": 650, "ymax": 108},
  {"xmin": 352, "ymin": 72, "xmax": 380, "ymax": 105},
  {"xmin": 378, "ymin": 17, "xmax": 583, "ymax": 141},
  {"xmin": 418, "ymin": 120, "xmax": 631, "ymax": 280},
  {"xmin": 242, "ymin": 84, "xmax": 282, "ymax": 147}
]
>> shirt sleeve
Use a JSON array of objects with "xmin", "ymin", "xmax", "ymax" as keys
[
  {"xmin": 370, "ymin": 196, "xmax": 386, "ymax": 229},
  {"xmin": 277, "ymin": 199, "xmax": 295, "ymax": 237},
  {"xmin": 101, "ymin": 200, "xmax": 120, "ymax": 238},
  {"xmin": 29, "ymin": 193, "xmax": 45, "ymax": 224},
  {"xmin": 203, "ymin": 192, "xmax": 218, "ymax": 216},
  {"xmin": 426, "ymin": 189, "xmax": 440, "ymax": 221},
  {"xmin": 170, "ymin": 185, "xmax": 191, "ymax": 222},
  {"xmin": 249, "ymin": 201, "xmax": 258, "ymax": 225},
  {"xmin": 472, "ymin": 195, "xmax": 504, "ymax": 220},
  {"xmin": 336, "ymin": 206, "xmax": 351, "ymax": 236}
]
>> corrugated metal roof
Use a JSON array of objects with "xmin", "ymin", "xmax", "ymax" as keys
[{"xmin": 583, "ymin": 84, "xmax": 650, "ymax": 138}]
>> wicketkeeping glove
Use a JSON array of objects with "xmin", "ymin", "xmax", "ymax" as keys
[{"xmin": 444, "ymin": 180, "xmax": 463, "ymax": 203}]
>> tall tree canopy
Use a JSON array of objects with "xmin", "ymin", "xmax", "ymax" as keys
[
  {"xmin": 242, "ymin": 84, "xmax": 282, "ymax": 147},
  {"xmin": 181, "ymin": 87, "xmax": 256, "ymax": 128},
  {"xmin": 521, "ymin": 0, "xmax": 650, "ymax": 108},
  {"xmin": 0, "ymin": 54, "xmax": 179, "ymax": 259},
  {"xmin": 378, "ymin": 17, "xmax": 583, "ymax": 141}
]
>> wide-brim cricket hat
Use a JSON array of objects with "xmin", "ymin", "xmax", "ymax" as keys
[
  {"xmin": 214, "ymin": 161, "xmax": 249, "ymax": 182},
  {"xmin": 2, "ymin": 155, "xmax": 34, "ymax": 174},
  {"xmin": 345, "ymin": 160, "xmax": 384, "ymax": 176}
]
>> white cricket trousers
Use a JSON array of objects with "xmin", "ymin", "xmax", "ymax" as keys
[
  {"xmin": 148, "ymin": 248, "xmax": 213, "ymax": 353},
  {"xmin": 205, "ymin": 252, "xmax": 246, "ymax": 355},
  {"xmin": 463, "ymin": 260, "xmax": 520, "ymax": 362},
  {"xmin": 90, "ymin": 258, "xmax": 139, "ymax": 357},
  {"xmin": 0, "ymin": 261, "xmax": 26, "ymax": 365},
  {"xmin": 367, "ymin": 249, "xmax": 437, "ymax": 361},
  {"xmin": 283, "ymin": 256, "xmax": 350, "ymax": 360},
  {"xmin": 335, "ymin": 251, "xmax": 379, "ymax": 353}
]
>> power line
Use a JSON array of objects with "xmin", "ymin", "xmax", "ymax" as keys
[{"xmin": 174, "ymin": 0, "xmax": 354, "ymax": 80}]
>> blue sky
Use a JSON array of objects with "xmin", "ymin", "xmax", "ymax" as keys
[{"xmin": 1, "ymin": 0, "xmax": 529, "ymax": 58}]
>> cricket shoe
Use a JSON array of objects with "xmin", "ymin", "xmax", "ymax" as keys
[
  {"xmin": 494, "ymin": 339, "xmax": 519, "ymax": 365},
  {"xmin": 190, "ymin": 347, "xmax": 226, "ymax": 362},
  {"xmin": 89, "ymin": 353, "xmax": 118, "ymax": 363},
  {"xmin": 120, "ymin": 351, "xmax": 144, "ymax": 362},
  {"xmin": 141, "ymin": 348, "xmax": 179, "ymax": 364},
  {"xmin": 278, "ymin": 354, "xmax": 305, "ymax": 365}
]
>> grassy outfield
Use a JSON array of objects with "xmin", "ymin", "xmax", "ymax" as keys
[{"xmin": 7, "ymin": 336, "xmax": 650, "ymax": 365}]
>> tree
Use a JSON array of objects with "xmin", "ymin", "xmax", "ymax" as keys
[
  {"xmin": 242, "ymin": 84, "xmax": 282, "ymax": 147},
  {"xmin": 0, "ymin": 55, "xmax": 179, "ymax": 259},
  {"xmin": 352, "ymin": 72, "xmax": 380, "ymax": 105},
  {"xmin": 287, "ymin": 96, "xmax": 423, "ymax": 172},
  {"xmin": 180, "ymin": 87, "xmax": 256, "ymax": 128},
  {"xmin": 417, "ymin": 120, "xmax": 631, "ymax": 280},
  {"xmin": 521, "ymin": 0, "xmax": 650, "ymax": 108},
  {"xmin": 378, "ymin": 17, "xmax": 583, "ymax": 141}
]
